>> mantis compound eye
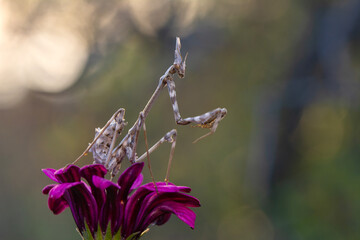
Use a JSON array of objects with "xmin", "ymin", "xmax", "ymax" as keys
[{"xmin": 220, "ymin": 108, "xmax": 227, "ymax": 119}]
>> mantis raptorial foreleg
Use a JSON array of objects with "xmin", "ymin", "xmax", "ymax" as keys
[{"xmin": 166, "ymin": 80, "xmax": 227, "ymax": 142}]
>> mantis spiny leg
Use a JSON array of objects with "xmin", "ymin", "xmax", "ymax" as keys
[
  {"xmin": 135, "ymin": 129, "xmax": 177, "ymax": 182},
  {"xmin": 142, "ymin": 122, "xmax": 158, "ymax": 191},
  {"xmin": 166, "ymin": 79, "xmax": 227, "ymax": 142}
]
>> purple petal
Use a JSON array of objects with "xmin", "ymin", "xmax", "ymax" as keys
[
  {"xmin": 118, "ymin": 163, "xmax": 144, "ymax": 201},
  {"xmin": 47, "ymin": 181, "xmax": 98, "ymax": 236},
  {"xmin": 154, "ymin": 212, "xmax": 171, "ymax": 226},
  {"xmin": 93, "ymin": 176, "xmax": 120, "ymax": 191},
  {"xmin": 137, "ymin": 190, "xmax": 200, "ymax": 218},
  {"xmin": 111, "ymin": 196, "xmax": 123, "ymax": 235},
  {"xmin": 123, "ymin": 183, "xmax": 200, "ymax": 237},
  {"xmin": 42, "ymin": 168, "xmax": 58, "ymax": 182},
  {"xmin": 134, "ymin": 191, "xmax": 200, "ymax": 232},
  {"xmin": 69, "ymin": 183, "xmax": 99, "ymax": 236},
  {"xmin": 55, "ymin": 165, "xmax": 81, "ymax": 183},
  {"xmin": 80, "ymin": 164, "xmax": 108, "ymax": 210},
  {"xmin": 48, "ymin": 194, "xmax": 69, "ymax": 215},
  {"xmin": 42, "ymin": 184, "xmax": 57, "ymax": 194},
  {"xmin": 142, "ymin": 182, "xmax": 192, "ymax": 193},
  {"xmin": 92, "ymin": 176, "xmax": 122, "ymax": 235},
  {"xmin": 47, "ymin": 182, "xmax": 81, "ymax": 214},
  {"xmin": 141, "ymin": 202, "xmax": 197, "ymax": 229},
  {"xmin": 80, "ymin": 164, "xmax": 107, "ymax": 185},
  {"xmin": 130, "ymin": 173, "xmax": 143, "ymax": 191},
  {"xmin": 122, "ymin": 185, "xmax": 152, "ymax": 237}
]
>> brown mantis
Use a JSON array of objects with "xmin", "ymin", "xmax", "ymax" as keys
[{"xmin": 74, "ymin": 38, "xmax": 227, "ymax": 180}]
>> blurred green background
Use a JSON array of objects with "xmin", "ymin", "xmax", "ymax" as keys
[{"xmin": 1, "ymin": 0, "xmax": 360, "ymax": 239}]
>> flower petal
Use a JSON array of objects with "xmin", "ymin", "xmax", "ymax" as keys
[
  {"xmin": 123, "ymin": 183, "xmax": 199, "ymax": 237},
  {"xmin": 93, "ymin": 176, "xmax": 120, "ymax": 191},
  {"xmin": 80, "ymin": 164, "xmax": 107, "ymax": 185},
  {"xmin": 141, "ymin": 202, "xmax": 197, "ymax": 229},
  {"xmin": 70, "ymin": 183, "xmax": 99, "ymax": 236},
  {"xmin": 55, "ymin": 165, "xmax": 81, "ymax": 183},
  {"xmin": 118, "ymin": 162, "xmax": 144, "ymax": 201},
  {"xmin": 122, "ymin": 185, "xmax": 152, "ymax": 237},
  {"xmin": 142, "ymin": 182, "xmax": 192, "ymax": 193},
  {"xmin": 42, "ymin": 184, "xmax": 57, "ymax": 194},
  {"xmin": 130, "ymin": 173, "xmax": 143, "ymax": 191},
  {"xmin": 47, "ymin": 181, "xmax": 98, "ymax": 236},
  {"xmin": 47, "ymin": 182, "xmax": 81, "ymax": 214},
  {"xmin": 80, "ymin": 164, "xmax": 108, "ymax": 210},
  {"xmin": 48, "ymin": 193, "xmax": 69, "ymax": 215},
  {"xmin": 93, "ymin": 175, "xmax": 122, "ymax": 235},
  {"xmin": 135, "ymin": 191, "xmax": 200, "ymax": 230},
  {"xmin": 154, "ymin": 212, "xmax": 171, "ymax": 226},
  {"xmin": 42, "ymin": 168, "xmax": 58, "ymax": 182}
]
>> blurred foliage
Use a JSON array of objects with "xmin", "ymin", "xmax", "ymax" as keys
[{"xmin": 0, "ymin": 0, "xmax": 360, "ymax": 239}]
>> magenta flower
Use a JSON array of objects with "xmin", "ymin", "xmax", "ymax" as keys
[{"xmin": 42, "ymin": 162, "xmax": 200, "ymax": 240}]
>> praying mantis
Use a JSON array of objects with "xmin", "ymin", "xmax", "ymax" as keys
[{"xmin": 74, "ymin": 38, "xmax": 227, "ymax": 180}]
